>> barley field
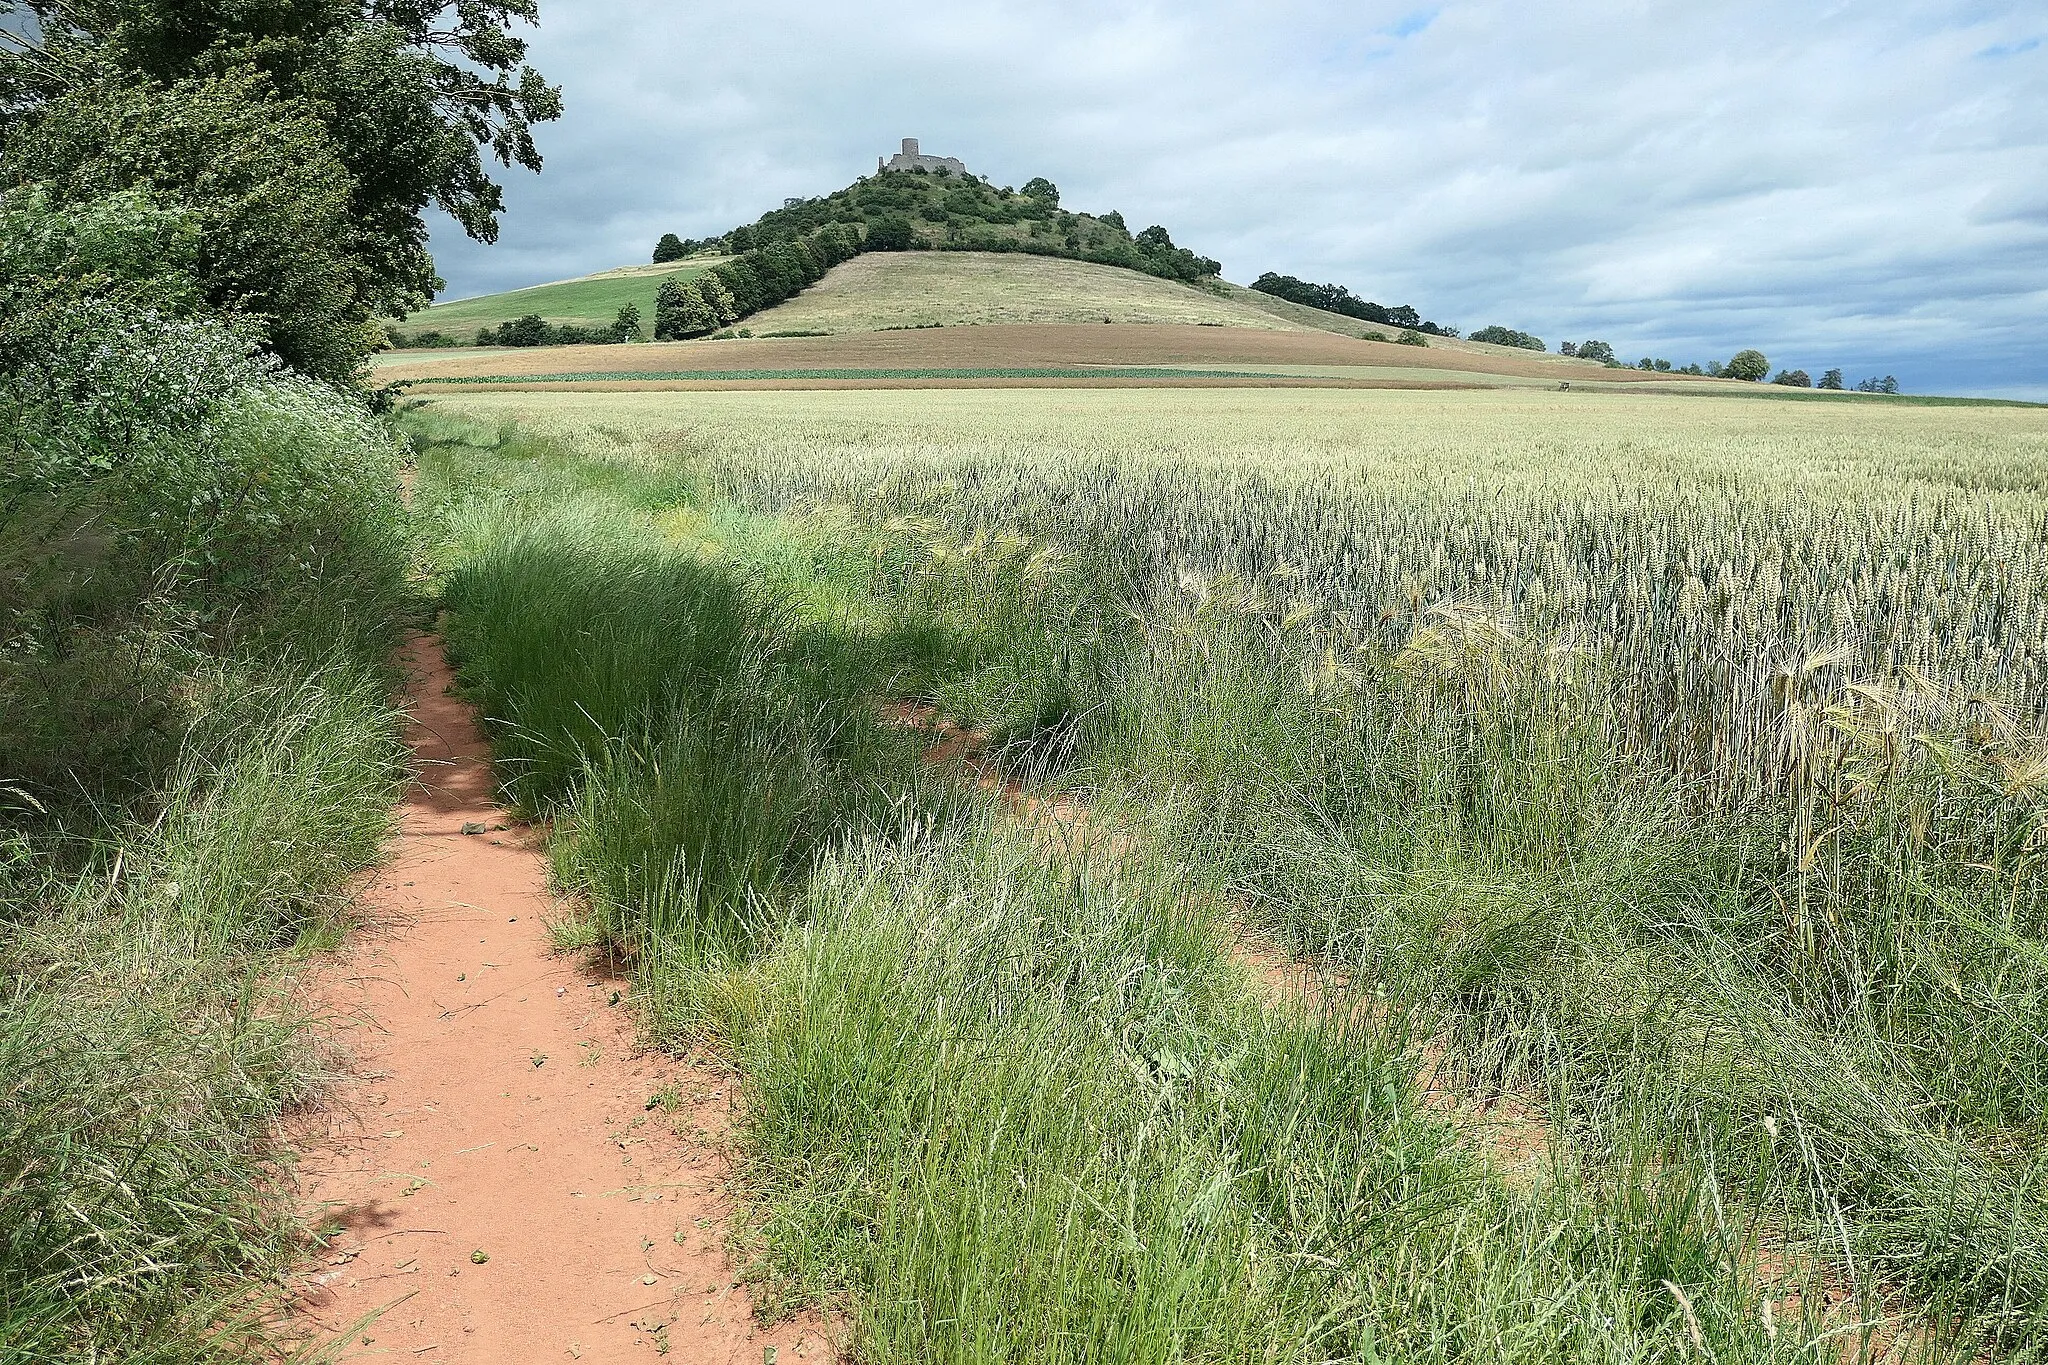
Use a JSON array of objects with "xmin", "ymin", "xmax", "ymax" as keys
[{"xmin": 411, "ymin": 384, "xmax": 2048, "ymax": 1363}]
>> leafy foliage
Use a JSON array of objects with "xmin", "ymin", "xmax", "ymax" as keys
[
  {"xmin": 1249, "ymin": 272, "xmax": 1457, "ymax": 337},
  {"xmin": 1, "ymin": 0, "xmax": 563, "ymax": 382},
  {"xmin": 1724, "ymin": 348, "xmax": 1770, "ymax": 381},
  {"xmin": 1470, "ymin": 325, "xmax": 1545, "ymax": 350}
]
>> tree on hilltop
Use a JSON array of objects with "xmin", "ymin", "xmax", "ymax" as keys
[
  {"xmin": 1818, "ymin": 367, "xmax": 1845, "ymax": 390},
  {"xmin": 1725, "ymin": 349, "xmax": 1770, "ymax": 381},
  {"xmin": 1021, "ymin": 177, "xmax": 1059, "ymax": 207},
  {"xmin": 653, "ymin": 233, "xmax": 686, "ymax": 263}
]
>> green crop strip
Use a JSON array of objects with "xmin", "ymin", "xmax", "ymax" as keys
[{"xmin": 408, "ymin": 366, "xmax": 1278, "ymax": 384}]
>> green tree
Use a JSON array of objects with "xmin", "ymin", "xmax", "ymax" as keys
[
  {"xmin": 7, "ymin": 73, "xmax": 370, "ymax": 381},
  {"xmin": 653, "ymin": 233, "xmax": 686, "ymax": 263},
  {"xmin": 865, "ymin": 214, "xmax": 916, "ymax": 251},
  {"xmin": 612, "ymin": 302, "xmax": 641, "ymax": 342},
  {"xmin": 653, "ymin": 279, "xmax": 713, "ymax": 340},
  {"xmin": 1576, "ymin": 340, "xmax": 1617, "ymax": 364},
  {"xmin": 1772, "ymin": 368, "xmax": 1812, "ymax": 387},
  {"xmin": 695, "ymin": 271, "xmax": 738, "ymax": 326},
  {"xmin": 1818, "ymin": 367, "xmax": 1845, "ymax": 390},
  {"xmin": 1020, "ymin": 176, "xmax": 1059, "ymax": 207},
  {"xmin": 3, "ymin": 0, "xmax": 563, "ymax": 320},
  {"xmin": 1472, "ymin": 326, "xmax": 1544, "ymax": 350},
  {"xmin": 1724, "ymin": 349, "xmax": 1769, "ymax": 381},
  {"xmin": 710, "ymin": 259, "xmax": 763, "ymax": 316}
]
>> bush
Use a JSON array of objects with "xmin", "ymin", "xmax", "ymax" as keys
[{"xmin": 476, "ymin": 314, "xmax": 622, "ymax": 348}]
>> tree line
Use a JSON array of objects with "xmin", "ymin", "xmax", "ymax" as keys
[{"xmin": 1248, "ymin": 273, "xmax": 1459, "ymax": 338}]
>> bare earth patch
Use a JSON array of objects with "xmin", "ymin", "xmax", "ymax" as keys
[{"xmin": 286, "ymin": 635, "xmax": 834, "ymax": 1364}]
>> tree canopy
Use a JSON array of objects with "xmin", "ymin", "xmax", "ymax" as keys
[{"xmin": 0, "ymin": 0, "xmax": 562, "ymax": 381}]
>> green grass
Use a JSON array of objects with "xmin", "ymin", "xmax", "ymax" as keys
[
  {"xmin": 391, "ymin": 258, "xmax": 727, "ymax": 341},
  {"xmin": 407, "ymin": 404, "xmax": 1968, "ymax": 1363},
  {"xmin": 2, "ymin": 380, "xmax": 411, "ymax": 1360}
]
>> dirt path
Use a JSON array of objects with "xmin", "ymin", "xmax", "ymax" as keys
[{"xmin": 291, "ymin": 635, "xmax": 832, "ymax": 1364}]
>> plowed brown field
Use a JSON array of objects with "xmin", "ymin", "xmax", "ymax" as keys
[{"xmin": 376, "ymin": 324, "xmax": 1732, "ymax": 391}]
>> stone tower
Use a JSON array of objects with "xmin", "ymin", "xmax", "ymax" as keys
[{"xmin": 878, "ymin": 136, "xmax": 969, "ymax": 177}]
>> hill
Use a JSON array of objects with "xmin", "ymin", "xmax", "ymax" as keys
[
  {"xmin": 746, "ymin": 253, "xmax": 1307, "ymax": 333},
  {"xmin": 389, "ymin": 258, "xmax": 727, "ymax": 345}
]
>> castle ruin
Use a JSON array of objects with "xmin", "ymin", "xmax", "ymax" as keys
[{"xmin": 878, "ymin": 137, "xmax": 969, "ymax": 177}]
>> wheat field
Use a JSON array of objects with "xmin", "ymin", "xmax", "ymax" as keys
[{"xmin": 412, "ymin": 384, "xmax": 2048, "ymax": 1359}]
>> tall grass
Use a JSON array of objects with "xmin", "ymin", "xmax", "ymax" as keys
[
  {"xmin": 405, "ymin": 404, "xmax": 1934, "ymax": 1363},
  {"xmin": 1, "ymin": 382, "xmax": 410, "ymax": 1361},
  {"xmin": 403, "ymin": 388, "xmax": 2048, "ymax": 1358}
]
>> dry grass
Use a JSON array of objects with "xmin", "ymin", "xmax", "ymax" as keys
[{"xmin": 747, "ymin": 251, "xmax": 1305, "ymax": 332}]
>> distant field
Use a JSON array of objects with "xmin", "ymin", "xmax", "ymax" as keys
[
  {"xmin": 377, "ymin": 320, "xmax": 1732, "ymax": 391},
  {"xmin": 389, "ymin": 257, "xmax": 729, "ymax": 342}
]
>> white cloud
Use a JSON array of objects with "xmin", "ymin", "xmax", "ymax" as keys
[{"xmin": 428, "ymin": 0, "xmax": 2048, "ymax": 397}]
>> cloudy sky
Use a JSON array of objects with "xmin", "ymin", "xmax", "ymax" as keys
[{"xmin": 429, "ymin": 1, "xmax": 2048, "ymax": 398}]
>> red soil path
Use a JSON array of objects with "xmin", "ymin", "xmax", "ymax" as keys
[{"xmin": 290, "ymin": 635, "xmax": 832, "ymax": 1364}]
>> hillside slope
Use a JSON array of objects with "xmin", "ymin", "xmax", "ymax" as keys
[
  {"xmin": 747, "ymin": 253, "xmax": 1310, "ymax": 333},
  {"xmin": 394, "ymin": 258, "xmax": 728, "ymax": 342}
]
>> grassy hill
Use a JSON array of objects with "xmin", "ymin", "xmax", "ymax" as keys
[
  {"xmin": 391, "ymin": 257, "xmax": 728, "ymax": 343},
  {"xmin": 386, "ymin": 251, "xmax": 1712, "ymax": 394},
  {"xmin": 746, "ymin": 253, "xmax": 1307, "ymax": 333}
]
